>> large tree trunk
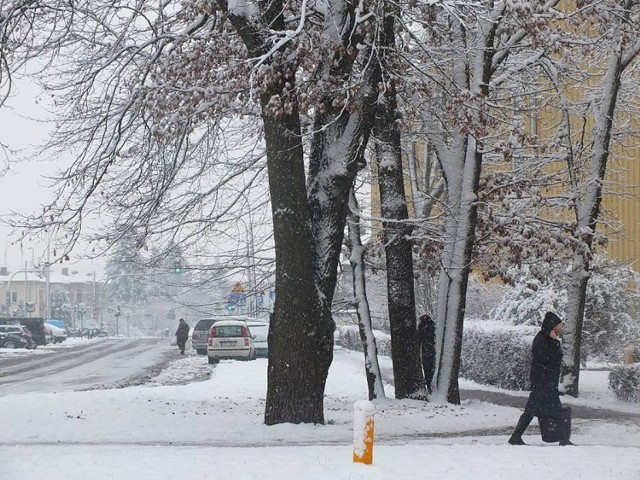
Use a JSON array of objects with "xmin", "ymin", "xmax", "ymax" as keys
[
  {"xmin": 225, "ymin": 0, "xmax": 377, "ymax": 423},
  {"xmin": 308, "ymin": 111, "xmax": 370, "ymax": 304},
  {"xmin": 306, "ymin": 0, "xmax": 374, "ymax": 305},
  {"xmin": 262, "ymin": 103, "xmax": 333, "ymax": 425},
  {"xmin": 373, "ymin": 6, "xmax": 423, "ymax": 399},
  {"xmin": 223, "ymin": 0, "xmax": 334, "ymax": 425}
]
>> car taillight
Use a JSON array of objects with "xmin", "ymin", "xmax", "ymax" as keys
[{"xmin": 244, "ymin": 338, "xmax": 249, "ymax": 346}]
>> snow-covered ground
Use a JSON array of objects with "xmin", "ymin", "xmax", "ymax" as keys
[{"xmin": 1, "ymin": 345, "xmax": 639, "ymax": 479}]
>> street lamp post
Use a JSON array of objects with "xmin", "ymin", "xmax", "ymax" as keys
[
  {"xmin": 238, "ymin": 216, "xmax": 257, "ymax": 317},
  {"xmin": 6, "ymin": 268, "xmax": 40, "ymax": 317}
]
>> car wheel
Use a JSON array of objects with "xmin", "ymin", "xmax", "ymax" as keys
[
  {"xmin": 4, "ymin": 341, "xmax": 16, "ymax": 349},
  {"xmin": 207, "ymin": 356, "xmax": 215, "ymax": 365}
]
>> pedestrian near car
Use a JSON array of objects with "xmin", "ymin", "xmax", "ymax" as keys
[
  {"xmin": 508, "ymin": 311, "xmax": 574, "ymax": 446},
  {"xmin": 175, "ymin": 318, "xmax": 190, "ymax": 355},
  {"xmin": 418, "ymin": 314, "xmax": 436, "ymax": 394}
]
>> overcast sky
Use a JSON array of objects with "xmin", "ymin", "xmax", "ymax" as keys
[{"xmin": 0, "ymin": 77, "xmax": 103, "ymax": 274}]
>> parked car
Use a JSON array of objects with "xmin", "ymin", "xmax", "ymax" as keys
[
  {"xmin": 246, "ymin": 320, "xmax": 269, "ymax": 357},
  {"xmin": 2, "ymin": 318, "xmax": 48, "ymax": 346},
  {"xmin": 44, "ymin": 322, "xmax": 68, "ymax": 343},
  {"xmin": 192, "ymin": 316, "xmax": 248, "ymax": 355},
  {"xmin": 0, "ymin": 332, "xmax": 32, "ymax": 349},
  {"xmin": 79, "ymin": 327, "xmax": 107, "ymax": 338},
  {"xmin": 0, "ymin": 325, "xmax": 36, "ymax": 349},
  {"xmin": 206, "ymin": 319, "xmax": 255, "ymax": 364},
  {"xmin": 45, "ymin": 319, "xmax": 67, "ymax": 330}
]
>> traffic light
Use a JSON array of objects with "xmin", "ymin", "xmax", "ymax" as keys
[
  {"xmin": 174, "ymin": 260, "xmax": 182, "ymax": 273},
  {"xmin": 225, "ymin": 305, "xmax": 235, "ymax": 312}
]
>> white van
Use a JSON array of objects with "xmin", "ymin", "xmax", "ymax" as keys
[{"xmin": 246, "ymin": 320, "xmax": 268, "ymax": 357}]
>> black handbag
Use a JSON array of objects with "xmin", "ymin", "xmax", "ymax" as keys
[{"xmin": 539, "ymin": 406, "xmax": 572, "ymax": 443}]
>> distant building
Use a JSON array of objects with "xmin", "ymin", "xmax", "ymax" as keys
[{"xmin": 0, "ymin": 265, "xmax": 102, "ymax": 328}]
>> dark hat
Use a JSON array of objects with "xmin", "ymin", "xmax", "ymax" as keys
[{"xmin": 541, "ymin": 311, "xmax": 562, "ymax": 335}]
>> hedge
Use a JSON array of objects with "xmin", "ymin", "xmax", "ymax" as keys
[
  {"xmin": 460, "ymin": 322, "xmax": 536, "ymax": 390},
  {"xmin": 336, "ymin": 322, "xmax": 640, "ymax": 402},
  {"xmin": 334, "ymin": 325, "xmax": 391, "ymax": 357},
  {"xmin": 335, "ymin": 322, "xmax": 535, "ymax": 390}
]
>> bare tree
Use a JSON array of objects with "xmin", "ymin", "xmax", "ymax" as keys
[
  {"xmin": 347, "ymin": 188, "xmax": 385, "ymax": 400},
  {"xmin": 371, "ymin": 0, "xmax": 425, "ymax": 400},
  {"xmin": 396, "ymin": 0, "xmax": 563, "ymax": 403},
  {"xmin": 4, "ymin": 0, "xmax": 386, "ymax": 424},
  {"xmin": 542, "ymin": 0, "xmax": 640, "ymax": 396}
]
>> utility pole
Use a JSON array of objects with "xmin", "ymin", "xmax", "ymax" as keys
[{"xmin": 45, "ymin": 238, "xmax": 51, "ymax": 319}]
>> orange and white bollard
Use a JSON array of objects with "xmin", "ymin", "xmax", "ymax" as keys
[{"xmin": 353, "ymin": 400, "xmax": 375, "ymax": 465}]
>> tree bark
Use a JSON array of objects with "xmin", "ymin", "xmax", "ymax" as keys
[
  {"xmin": 561, "ymin": 28, "xmax": 626, "ymax": 396},
  {"xmin": 306, "ymin": 0, "xmax": 374, "ymax": 306},
  {"xmin": 433, "ymin": 143, "xmax": 482, "ymax": 404},
  {"xmin": 221, "ymin": 0, "xmax": 334, "ymax": 425},
  {"xmin": 372, "ymin": 6, "xmax": 423, "ymax": 399},
  {"xmin": 261, "ymin": 100, "xmax": 333, "ymax": 425},
  {"xmin": 347, "ymin": 189, "xmax": 385, "ymax": 400}
]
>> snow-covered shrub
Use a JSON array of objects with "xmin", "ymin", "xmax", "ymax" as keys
[
  {"xmin": 334, "ymin": 325, "xmax": 391, "ymax": 356},
  {"xmin": 489, "ymin": 259, "xmax": 640, "ymax": 362},
  {"xmin": 464, "ymin": 276, "xmax": 508, "ymax": 320},
  {"xmin": 489, "ymin": 277, "xmax": 566, "ymax": 326},
  {"xmin": 608, "ymin": 365, "xmax": 640, "ymax": 403},
  {"xmin": 460, "ymin": 321, "xmax": 537, "ymax": 390}
]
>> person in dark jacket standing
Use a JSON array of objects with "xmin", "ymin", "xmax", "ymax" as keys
[
  {"xmin": 418, "ymin": 314, "xmax": 436, "ymax": 394},
  {"xmin": 175, "ymin": 318, "xmax": 190, "ymax": 355},
  {"xmin": 508, "ymin": 311, "xmax": 573, "ymax": 446}
]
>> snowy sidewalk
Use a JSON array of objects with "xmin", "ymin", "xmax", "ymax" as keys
[{"xmin": 1, "ymin": 348, "xmax": 639, "ymax": 479}]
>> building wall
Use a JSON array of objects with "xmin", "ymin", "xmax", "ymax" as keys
[{"xmin": 0, "ymin": 270, "xmax": 102, "ymax": 323}]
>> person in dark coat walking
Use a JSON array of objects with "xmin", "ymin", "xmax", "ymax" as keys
[
  {"xmin": 509, "ymin": 311, "xmax": 574, "ymax": 446},
  {"xmin": 418, "ymin": 314, "xmax": 436, "ymax": 394},
  {"xmin": 175, "ymin": 318, "xmax": 190, "ymax": 355}
]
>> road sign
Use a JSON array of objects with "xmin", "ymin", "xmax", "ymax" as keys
[{"xmin": 227, "ymin": 292, "xmax": 246, "ymax": 307}]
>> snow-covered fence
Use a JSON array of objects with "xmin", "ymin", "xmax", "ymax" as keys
[
  {"xmin": 334, "ymin": 325, "xmax": 391, "ymax": 357},
  {"xmin": 608, "ymin": 365, "xmax": 640, "ymax": 403},
  {"xmin": 460, "ymin": 322, "xmax": 537, "ymax": 390}
]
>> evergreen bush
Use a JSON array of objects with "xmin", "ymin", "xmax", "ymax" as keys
[{"xmin": 608, "ymin": 364, "xmax": 640, "ymax": 403}]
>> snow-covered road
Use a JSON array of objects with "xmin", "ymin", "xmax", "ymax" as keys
[{"xmin": 0, "ymin": 338, "xmax": 177, "ymax": 396}]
